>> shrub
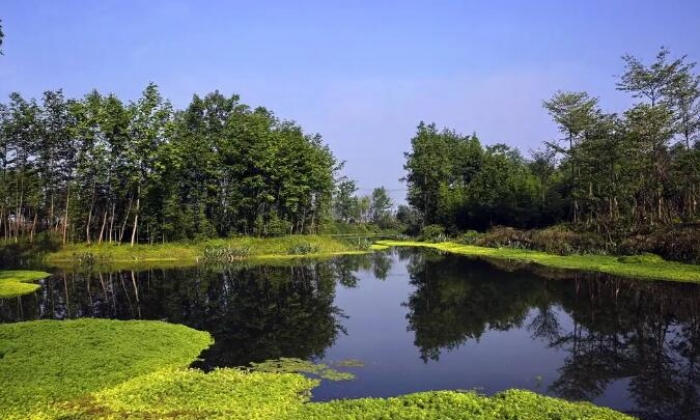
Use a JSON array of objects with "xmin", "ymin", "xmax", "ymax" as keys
[
  {"xmin": 201, "ymin": 246, "xmax": 251, "ymax": 262},
  {"xmin": 476, "ymin": 226, "xmax": 530, "ymax": 249},
  {"xmin": 457, "ymin": 230, "xmax": 481, "ymax": 245},
  {"xmin": 287, "ymin": 243, "xmax": 321, "ymax": 255},
  {"xmin": 420, "ymin": 225, "xmax": 447, "ymax": 242}
]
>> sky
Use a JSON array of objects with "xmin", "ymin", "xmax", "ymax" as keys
[{"xmin": 2, "ymin": 1, "xmax": 700, "ymax": 204}]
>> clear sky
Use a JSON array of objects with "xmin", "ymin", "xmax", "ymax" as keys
[{"xmin": 2, "ymin": 1, "xmax": 700, "ymax": 203}]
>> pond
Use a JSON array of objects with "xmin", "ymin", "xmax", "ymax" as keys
[{"xmin": 1, "ymin": 248, "xmax": 699, "ymax": 420}]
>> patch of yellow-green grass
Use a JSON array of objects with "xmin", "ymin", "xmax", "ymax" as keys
[
  {"xmin": 0, "ymin": 270, "xmax": 51, "ymax": 298},
  {"xmin": 52, "ymin": 370, "xmax": 632, "ymax": 420},
  {"xmin": 43, "ymin": 235, "xmax": 366, "ymax": 270},
  {"xmin": 296, "ymin": 389, "xmax": 633, "ymax": 420},
  {"xmin": 0, "ymin": 319, "xmax": 212, "ymax": 419},
  {"xmin": 58, "ymin": 368, "xmax": 316, "ymax": 420},
  {"xmin": 376, "ymin": 240, "xmax": 700, "ymax": 283}
]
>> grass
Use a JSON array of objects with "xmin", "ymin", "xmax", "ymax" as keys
[
  {"xmin": 55, "ymin": 373, "xmax": 632, "ymax": 420},
  {"xmin": 2, "ymin": 319, "xmax": 633, "ymax": 420},
  {"xmin": 0, "ymin": 270, "xmax": 51, "ymax": 298},
  {"xmin": 43, "ymin": 235, "xmax": 369, "ymax": 270},
  {"xmin": 376, "ymin": 240, "xmax": 700, "ymax": 283},
  {"xmin": 0, "ymin": 319, "xmax": 213, "ymax": 419}
]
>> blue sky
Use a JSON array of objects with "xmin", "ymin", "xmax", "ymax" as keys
[{"xmin": 2, "ymin": 1, "xmax": 700, "ymax": 203}]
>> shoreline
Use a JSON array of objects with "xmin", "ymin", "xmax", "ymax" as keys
[{"xmin": 376, "ymin": 240, "xmax": 700, "ymax": 283}]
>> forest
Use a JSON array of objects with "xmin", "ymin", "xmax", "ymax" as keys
[
  {"xmin": 1, "ymin": 47, "xmax": 699, "ymax": 255},
  {"xmin": 403, "ymin": 48, "xmax": 700, "ymax": 241},
  {"xmin": 0, "ymin": 85, "xmax": 395, "ymax": 246}
]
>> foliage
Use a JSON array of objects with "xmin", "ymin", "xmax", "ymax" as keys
[
  {"xmin": 0, "ymin": 270, "xmax": 50, "ymax": 298},
  {"xmin": 377, "ymin": 240, "xmax": 700, "ymax": 283},
  {"xmin": 0, "ymin": 319, "xmax": 213, "ymax": 419}
]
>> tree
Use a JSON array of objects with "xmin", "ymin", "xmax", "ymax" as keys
[
  {"xmin": 333, "ymin": 178, "xmax": 358, "ymax": 223},
  {"xmin": 370, "ymin": 187, "xmax": 393, "ymax": 227},
  {"xmin": 542, "ymin": 91, "xmax": 600, "ymax": 223}
]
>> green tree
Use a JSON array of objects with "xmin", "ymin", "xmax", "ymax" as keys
[{"xmin": 370, "ymin": 187, "xmax": 393, "ymax": 227}]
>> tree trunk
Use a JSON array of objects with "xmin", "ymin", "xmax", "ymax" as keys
[
  {"xmin": 130, "ymin": 184, "xmax": 141, "ymax": 247},
  {"xmin": 62, "ymin": 185, "xmax": 70, "ymax": 246},
  {"xmin": 98, "ymin": 210, "xmax": 107, "ymax": 245},
  {"xmin": 118, "ymin": 197, "xmax": 133, "ymax": 245}
]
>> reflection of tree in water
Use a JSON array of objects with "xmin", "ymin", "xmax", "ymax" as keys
[
  {"xmin": 404, "ymin": 252, "xmax": 700, "ymax": 420},
  {"xmin": 0, "ymin": 254, "xmax": 390, "ymax": 370},
  {"xmin": 547, "ymin": 279, "xmax": 700, "ymax": 420},
  {"xmin": 404, "ymin": 253, "xmax": 549, "ymax": 362}
]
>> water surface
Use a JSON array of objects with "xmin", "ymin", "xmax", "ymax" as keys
[{"xmin": 2, "ymin": 249, "xmax": 699, "ymax": 420}]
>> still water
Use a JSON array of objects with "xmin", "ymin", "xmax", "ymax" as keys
[{"xmin": 1, "ymin": 249, "xmax": 699, "ymax": 420}]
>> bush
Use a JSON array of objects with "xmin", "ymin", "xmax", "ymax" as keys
[
  {"xmin": 475, "ymin": 226, "xmax": 609, "ymax": 255},
  {"xmin": 201, "ymin": 246, "xmax": 251, "ymax": 262},
  {"xmin": 619, "ymin": 226, "xmax": 700, "ymax": 263},
  {"xmin": 475, "ymin": 226, "xmax": 530, "ymax": 249},
  {"xmin": 420, "ymin": 225, "xmax": 447, "ymax": 242},
  {"xmin": 457, "ymin": 230, "xmax": 481, "ymax": 245},
  {"xmin": 287, "ymin": 243, "xmax": 320, "ymax": 255}
]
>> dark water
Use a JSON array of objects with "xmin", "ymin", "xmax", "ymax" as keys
[{"xmin": 2, "ymin": 249, "xmax": 700, "ymax": 420}]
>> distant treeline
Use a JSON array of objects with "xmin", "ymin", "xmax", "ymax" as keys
[
  {"xmin": 0, "ymin": 85, "xmax": 349, "ymax": 245},
  {"xmin": 403, "ymin": 48, "xmax": 700, "ymax": 236}
]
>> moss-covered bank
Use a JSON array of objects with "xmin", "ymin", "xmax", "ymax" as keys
[
  {"xmin": 0, "ymin": 270, "xmax": 51, "ymax": 298},
  {"xmin": 1, "ymin": 319, "xmax": 633, "ymax": 419},
  {"xmin": 376, "ymin": 240, "xmax": 700, "ymax": 283}
]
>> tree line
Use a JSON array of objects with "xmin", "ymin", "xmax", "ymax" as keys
[
  {"xmin": 404, "ymin": 48, "xmax": 700, "ymax": 236},
  {"xmin": 0, "ymin": 85, "xmax": 351, "ymax": 245}
]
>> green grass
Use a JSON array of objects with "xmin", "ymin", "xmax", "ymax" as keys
[
  {"xmin": 376, "ymin": 240, "xmax": 700, "ymax": 283},
  {"xmin": 0, "ymin": 319, "xmax": 213, "ymax": 419},
  {"xmin": 43, "ymin": 235, "xmax": 369, "ymax": 270},
  {"xmin": 53, "ymin": 371, "xmax": 633, "ymax": 420},
  {"xmin": 0, "ymin": 270, "xmax": 51, "ymax": 298},
  {"xmin": 297, "ymin": 389, "xmax": 632, "ymax": 420}
]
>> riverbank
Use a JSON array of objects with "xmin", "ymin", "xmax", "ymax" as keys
[
  {"xmin": 41, "ymin": 235, "xmax": 369, "ymax": 268},
  {"xmin": 376, "ymin": 240, "xmax": 700, "ymax": 283},
  {"xmin": 1, "ymin": 319, "xmax": 632, "ymax": 419}
]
